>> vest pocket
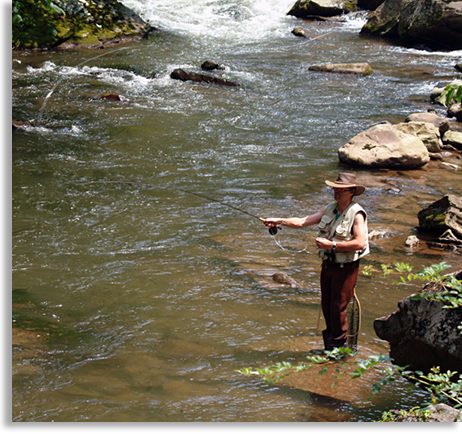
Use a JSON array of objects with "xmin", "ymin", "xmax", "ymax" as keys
[
  {"xmin": 335, "ymin": 222, "xmax": 350, "ymax": 240},
  {"xmin": 318, "ymin": 214, "xmax": 334, "ymax": 236}
]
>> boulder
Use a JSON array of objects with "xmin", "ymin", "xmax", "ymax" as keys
[
  {"xmin": 405, "ymin": 112, "xmax": 450, "ymax": 135},
  {"xmin": 417, "ymin": 195, "xmax": 462, "ymax": 239},
  {"xmin": 287, "ymin": 0, "xmax": 357, "ymax": 19},
  {"xmin": 308, "ymin": 63, "xmax": 373, "ymax": 76},
  {"xmin": 448, "ymin": 103, "xmax": 462, "ymax": 120},
  {"xmin": 170, "ymin": 69, "xmax": 241, "ymax": 87},
  {"xmin": 388, "ymin": 404, "xmax": 462, "ymax": 422},
  {"xmin": 443, "ymin": 130, "xmax": 462, "ymax": 150},
  {"xmin": 338, "ymin": 123, "xmax": 430, "ymax": 168},
  {"xmin": 15, "ymin": 0, "xmax": 157, "ymax": 50},
  {"xmin": 393, "ymin": 121, "xmax": 442, "ymax": 153},
  {"xmin": 374, "ymin": 270, "xmax": 462, "ymax": 373},
  {"xmin": 360, "ymin": 0, "xmax": 462, "ymax": 51},
  {"xmin": 424, "ymin": 404, "xmax": 462, "ymax": 422},
  {"xmin": 357, "ymin": 0, "xmax": 385, "ymax": 10}
]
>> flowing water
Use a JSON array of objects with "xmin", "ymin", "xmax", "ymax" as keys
[{"xmin": 12, "ymin": 0, "xmax": 462, "ymax": 422}]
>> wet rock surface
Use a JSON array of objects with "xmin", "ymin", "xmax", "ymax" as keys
[{"xmin": 374, "ymin": 270, "xmax": 462, "ymax": 373}]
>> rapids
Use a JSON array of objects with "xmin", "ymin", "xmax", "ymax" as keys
[{"xmin": 12, "ymin": 0, "xmax": 462, "ymax": 422}]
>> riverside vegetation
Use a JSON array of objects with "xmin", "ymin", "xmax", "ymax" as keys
[
  {"xmin": 238, "ymin": 262, "xmax": 462, "ymax": 422},
  {"xmin": 12, "ymin": 0, "xmax": 462, "ymax": 423}
]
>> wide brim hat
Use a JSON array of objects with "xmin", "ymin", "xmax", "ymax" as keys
[{"xmin": 325, "ymin": 172, "xmax": 366, "ymax": 196}]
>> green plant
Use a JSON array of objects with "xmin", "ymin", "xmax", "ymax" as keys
[
  {"xmin": 238, "ymin": 350, "xmax": 462, "ymax": 409},
  {"xmin": 439, "ymin": 83, "xmax": 462, "ymax": 107},
  {"xmin": 365, "ymin": 261, "xmax": 462, "ymax": 332},
  {"xmin": 395, "ymin": 263, "xmax": 462, "ymax": 327},
  {"xmin": 379, "ymin": 407, "xmax": 433, "ymax": 422}
]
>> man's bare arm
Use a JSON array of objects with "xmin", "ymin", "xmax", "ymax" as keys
[{"xmin": 264, "ymin": 207, "xmax": 325, "ymax": 229}]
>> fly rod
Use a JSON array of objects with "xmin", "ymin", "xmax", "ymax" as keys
[{"xmin": 80, "ymin": 179, "xmax": 282, "ymax": 235}]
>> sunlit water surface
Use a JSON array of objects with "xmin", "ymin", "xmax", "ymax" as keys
[{"xmin": 12, "ymin": 0, "xmax": 462, "ymax": 422}]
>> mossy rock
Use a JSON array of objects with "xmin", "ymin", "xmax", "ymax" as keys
[
  {"xmin": 13, "ymin": 0, "xmax": 155, "ymax": 49},
  {"xmin": 287, "ymin": 0, "xmax": 357, "ymax": 18},
  {"xmin": 417, "ymin": 195, "xmax": 462, "ymax": 238}
]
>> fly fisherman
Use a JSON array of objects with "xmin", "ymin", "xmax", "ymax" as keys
[{"xmin": 263, "ymin": 173, "xmax": 369, "ymax": 350}]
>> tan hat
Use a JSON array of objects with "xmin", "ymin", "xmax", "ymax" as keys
[{"xmin": 325, "ymin": 173, "xmax": 366, "ymax": 196}]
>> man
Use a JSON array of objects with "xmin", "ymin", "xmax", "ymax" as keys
[{"xmin": 264, "ymin": 173, "xmax": 369, "ymax": 350}]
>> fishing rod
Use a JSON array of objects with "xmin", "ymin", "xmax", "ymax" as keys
[{"xmin": 80, "ymin": 179, "xmax": 282, "ymax": 235}]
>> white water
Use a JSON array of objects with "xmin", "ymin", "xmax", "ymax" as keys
[
  {"xmin": 123, "ymin": 0, "xmax": 304, "ymax": 40},
  {"xmin": 12, "ymin": 0, "xmax": 462, "ymax": 423}
]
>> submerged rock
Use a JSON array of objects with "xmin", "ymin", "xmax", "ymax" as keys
[
  {"xmin": 374, "ymin": 270, "xmax": 462, "ymax": 373},
  {"xmin": 272, "ymin": 272, "xmax": 300, "ymax": 288},
  {"xmin": 98, "ymin": 93, "xmax": 130, "ymax": 102},
  {"xmin": 405, "ymin": 235, "xmax": 420, "ymax": 248},
  {"xmin": 201, "ymin": 61, "xmax": 225, "ymax": 71}
]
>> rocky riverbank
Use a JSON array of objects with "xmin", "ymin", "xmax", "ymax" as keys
[
  {"xmin": 12, "ymin": 0, "xmax": 158, "ymax": 51},
  {"xmin": 289, "ymin": 0, "xmax": 462, "ymax": 51}
]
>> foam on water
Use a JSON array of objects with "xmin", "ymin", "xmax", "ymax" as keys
[{"xmin": 122, "ymin": 0, "xmax": 297, "ymax": 41}]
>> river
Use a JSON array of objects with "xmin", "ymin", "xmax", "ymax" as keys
[{"xmin": 12, "ymin": 0, "xmax": 462, "ymax": 422}]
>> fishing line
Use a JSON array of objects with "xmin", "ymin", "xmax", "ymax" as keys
[
  {"xmin": 271, "ymin": 234, "xmax": 311, "ymax": 255},
  {"xmin": 79, "ymin": 179, "xmax": 316, "ymax": 254},
  {"xmin": 307, "ymin": 31, "xmax": 333, "ymax": 42},
  {"xmin": 78, "ymin": 179, "xmax": 278, "ymax": 234},
  {"xmin": 38, "ymin": 45, "xmax": 132, "ymax": 119},
  {"xmin": 347, "ymin": 290, "xmax": 361, "ymax": 351}
]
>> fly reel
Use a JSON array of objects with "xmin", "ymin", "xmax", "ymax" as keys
[{"xmin": 268, "ymin": 226, "xmax": 281, "ymax": 236}]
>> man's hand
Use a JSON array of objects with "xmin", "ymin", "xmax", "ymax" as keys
[
  {"xmin": 263, "ymin": 218, "xmax": 283, "ymax": 228},
  {"xmin": 316, "ymin": 237, "xmax": 333, "ymax": 250}
]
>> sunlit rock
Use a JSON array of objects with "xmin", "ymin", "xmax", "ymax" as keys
[
  {"xmin": 393, "ymin": 121, "xmax": 442, "ymax": 153},
  {"xmin": 170, "ymin": 68, "xmax": 241, "ymax": 87},
  {"xmin": 405, "ymin": 112, "xmax": 450, "ymax": 135},
  {"xmin": 443, "ymin": 130, "xmax": 462, "ymax": 150},
  {"xmin": 288, "ymin": 0, "xmax": 357, "ymax": 18},
  {"xmin": 308, "ymin": 63, "xmax": 373, "ymax": 75}
]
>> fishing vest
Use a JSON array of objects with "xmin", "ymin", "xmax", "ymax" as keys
[{"xmin": 318, "ymin": 201, "xmax": 369, "ymax": 264}]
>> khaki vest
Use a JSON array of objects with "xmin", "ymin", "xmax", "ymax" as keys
[{"xmin": 318, "ymin": 201, "xmax": 369, "ymax": 263}]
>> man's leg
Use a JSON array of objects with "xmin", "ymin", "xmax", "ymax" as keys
[{"xmin": 321, "ymin": 260, "xmax": 359, "ymax": 349}]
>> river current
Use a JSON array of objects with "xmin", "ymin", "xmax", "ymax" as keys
[{"xmin": 12, "ymin": 0, "xmax": 462, "ymax": 422}]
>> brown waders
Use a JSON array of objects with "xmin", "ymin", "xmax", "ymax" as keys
[{"xmin": 320, "ymin": 258, "xmax": 360, "ymax": 350}]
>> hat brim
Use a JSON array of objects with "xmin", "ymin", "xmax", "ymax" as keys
[{"xmin": 325, "ymin": 180, "xmax": 365, "ymax": 196}]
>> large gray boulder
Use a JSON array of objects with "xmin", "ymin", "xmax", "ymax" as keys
[
  {"xmin": 374, "ymin": 270, "xmax": 462, "ymax": 373},
  {"xmin": 338, "ymin": 123, "xmax": 430, "ymax": 168},
  {"xmin": 360, "ymin": 0, "xmax": 462, "ymax": 51}
]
